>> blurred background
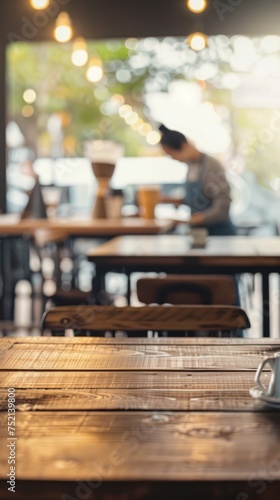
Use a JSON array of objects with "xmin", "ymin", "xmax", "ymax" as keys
[{"xmin": 6, "ymin": 35, "xmax": 280, "ymax": 232}]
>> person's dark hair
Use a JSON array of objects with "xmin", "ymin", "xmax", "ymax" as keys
[{"xmin": 159, "ymin": 124, "xmax": 188, "ymax": 151}]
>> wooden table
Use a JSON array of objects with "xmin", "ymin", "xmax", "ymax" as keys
[
  {"xmin": 0, "ymin": 337, "xmax": 280, "ymax": 500},
  {"xmin": 0, "ymin": 217, "xmax": 174, "ymax": 320},
  {"xmin": 0, "ymin": 215, "xmax": 175, "ymax": 237},
  {"xmin": 87, "ymin": 235, "xmax": 280, "ymax": 338}
]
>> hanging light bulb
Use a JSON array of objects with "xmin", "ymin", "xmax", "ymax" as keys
[
  {"xmin": 54, "ymin": 12, "xmax": 73, "ymax": 43},
  {"xmin": 187, "ymin": 0, "xmax": 207, "ymax": 13},
  {"xmin": 188, "ymin": 32, "xmax": 208, "ymax": 51},
  {"xmin": 30, "ymin": 0, "xmax": 49, "ymax": 9},
  {"xmin": 86, "ymin": 58, "xmax": 104, "ymax": 83},
  {"xmin": 72, "ymin": 37, "xmax": 88, "ymax": 67}
]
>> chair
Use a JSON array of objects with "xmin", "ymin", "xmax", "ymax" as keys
[
  {"xmin": 32, "ymin": 228, "xmax": 69, "ymax": 289},
  {"xmin": 42, "ymin": 305, "xmax": 250, "ymax": 337},
  {"xmin": 32, "ymin": 229, "xmax": 94, "ymax": 313},
  {"xmin": 137, "ymin": 275, "xmax": 246, "ymax": 337},
  {"xmin": 137, "ymin": 275, "xmax": 237, "ymax": 306}
]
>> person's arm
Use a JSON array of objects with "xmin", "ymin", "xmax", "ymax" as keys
[{"xmin": 189, "ymin": 159, "xmax": 231, "ymax": 226}]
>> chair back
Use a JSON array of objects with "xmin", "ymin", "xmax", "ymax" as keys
[
  {"xmin": 137, "ymin": 275, "xmax": 237, "ymax": 306},
  {"xmin": 42, "ymin": 305, "xmax": 250, "ymax": 336}
]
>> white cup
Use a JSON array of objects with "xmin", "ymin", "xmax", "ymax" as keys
[{"xmin": 255, "ymin": 352, "xmax": 280, "ymax": 399}]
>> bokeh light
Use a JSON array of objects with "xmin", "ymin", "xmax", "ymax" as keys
[
  {"xmin": 125, "ymin": 112, "xmax": 139, "ymax": 125},
  {"xmin": 23, "ymin": 89, "xmax": 37, "ymax": 104},
  {"xmin": 138, "ymin": 123, "xmax": 152, "ymax": 136},
  {"xmin": 119, "ymin": 104, "xmax": 132, "ymax": 118},
  {"xmin": 54, "ymin": 12, "xmax": 73, "ymax": 43},
  {"xmin": 187, "ymin": 0, "xmax": 207, "ymax": 13},
  {"xmin": 188, "ymin": 32, "xmax": 208, "ymax": 51},
  {"xmin": 30, "ymin": 0, "xmax": 49, "ymax": 9},
  {"xmin": 146, "ymin": 131, "xmax": 161, "ymax": 145},
  {"xmin": 87, "ymin": 58, "xmax": 104, "ymax": 83},
  {"xmin": 22, "ymin": 105, "xmax": 34, "ymax": 118},
  {"xmin": 72, "ymin": 38, "xmax": 88, "ymax": 67}
]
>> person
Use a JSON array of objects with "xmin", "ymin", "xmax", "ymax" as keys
[{"xmin": 159, "ymin": 125, "xmax": 237, "ymax": 236}]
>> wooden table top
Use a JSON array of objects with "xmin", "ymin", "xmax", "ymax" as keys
[
  {"xmin": 0, "ymin": 337, "xmax": 280, "ymax": 499},
  {"xmin": 87, "ymin": 235, "xmax": 280, "ymax": 267},
  {"xmin": 0, "ymin": 215, "xmax": 174, "ymax": 237}
]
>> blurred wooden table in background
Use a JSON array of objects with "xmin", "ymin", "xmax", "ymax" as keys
[
  {"xmin": 0, "ymin": 215, "xmax": 175, "ymax": 236},
  {"xmin": 0, "ymin": 217, "xmax": 175, "ymax": 321}
]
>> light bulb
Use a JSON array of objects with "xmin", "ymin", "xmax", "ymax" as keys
[
  {"xmin": 187, "ymin": 0, "xmax": 207, "ymax": 13},
  {"xmin": 72, "ymin": 37, "xmax": 88, "ymax": 66},
  {"xmin": 188, "ymin": 32, "xmax": 207, "ymax": 51},
  {"xmin": 30, "ymin": 0, "xmax": 49, "ymax": 9},
  {"xmin": 54, "ymin": 12, "xmax": 73, "ymax": 43},
  {"xmin": 87, "ymin": 58, "xmax": 104, "ymax": 83}
]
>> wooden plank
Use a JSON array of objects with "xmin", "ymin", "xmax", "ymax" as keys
[
  {"xmin": 1, "ymin": 343, "xmax": 279, "ymax": 371},
  {"xmin": 0, "ymin": 338, "xmax": 15, "ymax": 355},
  {"xmin": 0, "ymin": 371, "xmax": 264, "ymax": 412},
  {"xmin": 2, "ymin": 337, "xmax": 278, "ymax": 346},
  {"xmin": 0, "ymin": 369, "xmax": 258, "ymax": 389},
  {"xmin": 42, "ymin": 305, "xmax": 251, "ymax": 332},
  {"xmin": 1, "ymin": 411, "xmax": 280, "ymax": 482},
  {"xmin": 0, "ymin": 386, "xmax": 264, "ymax": 412},
  {"xmin": 0, "ymin": 370, "xmax": 269, "ymax": 411}
]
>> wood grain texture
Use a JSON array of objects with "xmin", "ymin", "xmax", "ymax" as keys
[
  {"xmin": 0, "ymin": 388, "xmax": 263, "ymax": 412},
  {"xmin": 42, "ymin": 305, "xmax": 251, "ymax": 332},
  {"xmin": 0, "ymin": 369, "xmax": 258, "ymax": 389},
  {"xmin": 1, "ymin": 411, "xmax": 280, "ymax": 482},
  {"xmin": 0, "ymin": 342, "xmax": 278, "ymax": 371},
  {"xmin": 0, "ymin": 338, "xmax": 15, "ymax": 355},
  {"xmin": 1, "ymin": 337, "xmax": 279, "ymax": 345},
  {"xmin": 0, "ymin": 366, "xmax": 274, "ymax": 412},
  {"xmin": 1, "ymin": 338, "xmax": 280, "ymax": 497}
]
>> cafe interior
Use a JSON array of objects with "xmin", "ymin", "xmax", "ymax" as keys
[{"xmin": 1, "ymin": 1, "xmax": 280, "ymax": 499}]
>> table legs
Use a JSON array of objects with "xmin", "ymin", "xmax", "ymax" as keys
[
  {"xmin": 127, "ymin": 273, "xmax": 131, "ymax": 306},
  {"xmin": 1, "ymin": 237, "xmax": 16, "ymax": 320},
  {"xmin": 93, "ymin": 266, "xmax": 106, "ymax": 305},
  {"xmin": 0, "ymin": 236, "xmax": 32, "ymax": 321},
  {"xmin": 262, "ymin": 272, "xmax": 270, "ymax": 338}
]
